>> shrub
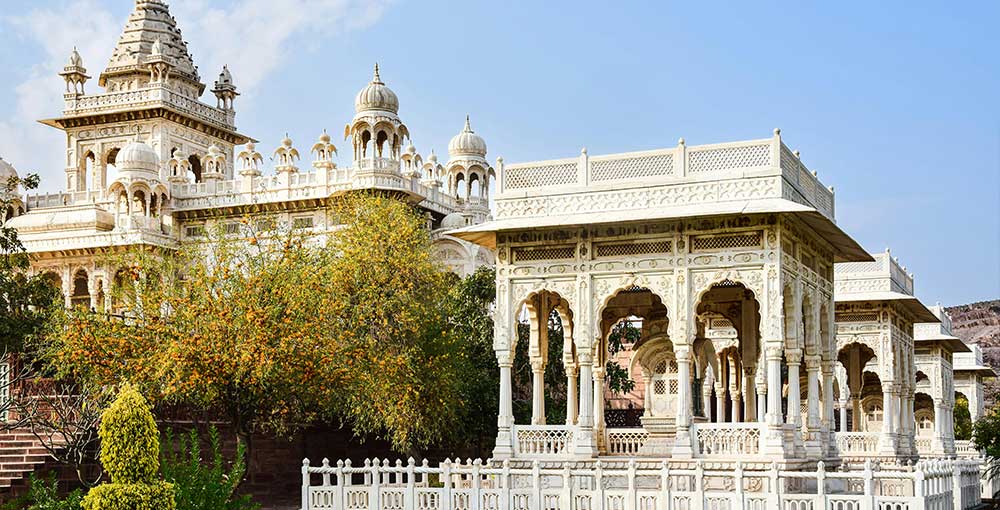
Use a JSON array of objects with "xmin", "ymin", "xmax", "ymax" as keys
[
  {"xmin": 0, "ymin": 473, "xmax": 83, "ymax": 510},
  {"xmin": 161, "ymin": 427, "xmax": 259, "ymax": 510},
  {"xmin": 81, "ymin": 385, "xmax": 175, "ymax": 510}
]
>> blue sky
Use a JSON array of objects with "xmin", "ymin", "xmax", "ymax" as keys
[{"xmin": 0, "ymin": 0, "xmax": 997, "ymax": 306}]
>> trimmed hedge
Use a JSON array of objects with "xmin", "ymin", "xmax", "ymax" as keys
[
  {"xmin": 82, "ymin": 385, "xmax": 176, "ymax": 510},
  {"xmin": 82, "ymin": 482, "xmax": 175, "ymax": 510}
]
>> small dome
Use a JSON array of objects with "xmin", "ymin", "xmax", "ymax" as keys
[
  {"xmin": 218, "ymin": 65, "xmax": 232, "ymax": 84},
  {"xmin": 354, "ymin": 63, "xmax": 399, "ymax": 114},
  {"xmin": 67, "ymin": 47, "xmax": 83, "ymax": 68},
  {"xmin": 405, "ymin": 142, "xmax": 416, "ymax": 155},
  {"xmin": 319, "ymin": 130, "xmax": 331, "ymax": 143},
  {"xmin": 115, "ymin": 140, "xmax": 159, "ymax": 174},
  {"xmin": 448, "ymin": 116, "xmax": 487, "ymax": 157},
  {"xmin": 427, "ymin": 151, "xmax": 438, "ymax": 163},
  {"xmin": 441, "ymin": 212, "xmax": 467, "ymax": 230},
  {"xmin": 0, "ymin": 157, "xmax": 18, "ymax": 182}
]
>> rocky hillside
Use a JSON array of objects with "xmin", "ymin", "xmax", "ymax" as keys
[{"xmin": 947, "ymin": 300, "xmax": 1000, "ymax": 348}]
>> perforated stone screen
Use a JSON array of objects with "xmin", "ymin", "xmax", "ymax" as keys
[{"xmin": 691, "ymin": 231, "xmax": 763, "ymax": 251}]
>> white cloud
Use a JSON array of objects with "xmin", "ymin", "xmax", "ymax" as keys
[{"xmin": 0, "ymin": 0, "xmax": 391, "ymax": 191}]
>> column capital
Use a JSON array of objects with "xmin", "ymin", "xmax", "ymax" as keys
[
  {"xmin": 765, "ymin": 345, "xmax": 784, "ymax": 360},
  {"xmin": 785, "ymin": 348, "xmax": 803, "ymax": 364},
  {"xmin": 496, "ymin": 350, "xmax": 513, "ymax": 367},
  {"xmin": 530, "ymin": 359, "xmax": 546, "ymax": 372},
  {"xmin": 804, "ymin": 354, "xmax": 822, "ymax": 370}
]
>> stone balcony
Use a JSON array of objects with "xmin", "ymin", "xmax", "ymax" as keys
[
  {"xmin": 835, "ymin": 250, "xmax": 915, "ymax": 298},
  {"xmin": 59, "ymin": 83, "xmax": 235, "ymax": 130}
]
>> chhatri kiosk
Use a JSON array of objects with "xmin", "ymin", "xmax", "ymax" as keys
[{"xmin": 454, "ymin": 130, "xmax": 865, "ymax": 467}]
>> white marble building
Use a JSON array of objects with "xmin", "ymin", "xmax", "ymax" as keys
[{"xmin": 2, "ymin": 0, "xmax": 493, "ymax": 313}]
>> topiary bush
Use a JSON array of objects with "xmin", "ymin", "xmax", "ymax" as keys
[{"xmin": 81, "ymin": 385, "xmax": 175, "ymax": 510}]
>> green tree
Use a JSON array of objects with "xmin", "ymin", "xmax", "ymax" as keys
[
  {"xmin": 954, "ymin": 394, "xmax": 973, "ymax": 441},
  {"xmin": 973, "ymin": 405, "xmax": 1000, "ymax": 482},
  {"xmin": 44, "ymin": 194, "xmax": 466, "ymax": 454},
  {"xmin": 1, "ymin": 171, "xmax": 60, "ymax": 354}
]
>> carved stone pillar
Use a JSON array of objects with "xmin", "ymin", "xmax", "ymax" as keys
[
  {"xmin": 715, "ymin": 382, "xmax": 726, "ymax": 423},
  {"xmin": 644, "ymin": 372, "xmax": 654, "ymax": 418},
  {"xmin": 565, "ymin": 365, "xmax": 578, "ymax": 426},
  {"xmin": 574, "ymin": 351, "xmax": 597, "ymax": 457},
  {"xmin": 786, "ymin": 349, "xmax": 803, "ymax": 430},
  {"xmin": 765, "ymin": 346, "xmax": 783, "ymax": 426},
  {"xmin": 804, "ymin": 355, "xmax": 822, "ymax": 457},
  {"xmin": 879, "ymin": 382, "xmax": 898, "ymax": 456},
  {"xmin": 493, "ymin": 350, "xmax": 514, "ymax": 459},
  {"xmin": 671, "ymin": 344, "xmax": 693, "ymax": 458},
  {"xmin": 592, "ymin": 364, "xmax": 605, "ymax": 437},
  {"xmin": 701, "ymin": 378, "xmax": 713, "ymax": 419},
  {"xmin": 531, "ymin": 360, "xmax": 546, "ymax": 425},
  {"xmin": 838, "ymin": 400, "xmax": 848, "ymax": 433},
  {"xmin": 744, "ymin": 365, "xmax": 756, "ymax": 422},
  {"xmin": 821, "ymin": 361, "xmax": 835, "ymax": 453},
  {"xmin": 850, "ymin": 393, "xmax": 862, "ymax": 432}
]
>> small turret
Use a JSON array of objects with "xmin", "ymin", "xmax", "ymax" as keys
[
  {"xmin": 201, "ymin": 144, "xmax": 226, "ymax": 181},
  {"xmin": 311, "ymin": 131, "xmax": 337, "ymax": 170},
  {"xmin": 145, "ymin": 38, "xmax": 173, "ymax": 84},
  {"xmin": 167, "ymin": 149, "xmax": 192, "ymax": 184},
  {"xmin": 237, "ymin": 142, "xmax": 263, "ymax": 177},
  {"xmin": 273, "ymin": 135, "xmax": 300, "ymax": 174},
  {"xmin": 212, "ymin": 65, "xmax": 239, "ymax": 111},
  {"xmin": 59, "ymin": 47, "xmax": 90, "ymax": 94}
]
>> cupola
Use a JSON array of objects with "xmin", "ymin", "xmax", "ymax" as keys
[
  {"xmin": 354, "ymin": 63, "xmax": 399, "ymax": 114},
  {"xmin": 448, "ymin": 116, "xmax": 488, "ymax": 158}
]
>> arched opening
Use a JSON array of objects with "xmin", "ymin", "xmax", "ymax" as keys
[
  {"xmin": 40, "ymin": 271, "xmax": 64, "ymax": 306},
  {"xmin": 375, "ymin": 130, "xmax": 388, "ymax": 158},
  {"xmin": 510, "ymin": 290, "xmax": 574, "ymax": 429},
  {"xmin": 360, "ymin": 130, "xmax": 371, "ymax": 158},
  {"xmin": 860, "ymin": 371, "xmax": 883, "ymax": 432},
  {"xmin": 837, "ymin": 342, "xmax": 877, "ymax": 432},
  {"xmin": 70, "ymin": 269, "xmax": 91, "ymax": 308},
  {"xmin": 913, "ymin": 392, "xmax": 935, "ymax": 437},
  {"xmin": 188, "ymin": 154, "xmax": 202, "ymax": 183},
  {"xmin": 105, "ymin": 148, "xmax": 120, "ymax": 186},
  {"xmin": 695, "ymin": 280, "xmax": 761, "ymax": 425},
  {"xmin": 469, "ymin": 173, "xmax": 482, "ymax": 199},
  {"xmin": 4, "ymin": 206, "xmax": 13, "ymax": 223},
  {"xmin": 454, "ymin": 172, "xmax": 465, "ymax": 199},
  {"xmin": 132, "ymin": 189, "xmax": 147, "ymax": 216},
  {"xmin": 81, "ymin": 150, "xmax": 95, "ymax": 190}
]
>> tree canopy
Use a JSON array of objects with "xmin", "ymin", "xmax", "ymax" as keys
[{"xmin": 42, "ymin": 194, "xmax": 465, "ymax": 453}]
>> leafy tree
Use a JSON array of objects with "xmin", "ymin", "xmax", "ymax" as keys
[
  {"xmin": 443, "ymin": 266, "xmax": 498, "ymax": 457},
  {"xmin": 954, "ymin": 394, "xmax": 973, "ymax": 441},
  {"xmin": 43, "ymin": 194, "xmax": 465, "ymax": 455},
  {"xmin": 605, "ymin": 320, "xmax": 639, "ymax": 395},
  {"xmin": 0, "ymin": 171, "xmax": 60, "ymax": 354},
  {"xmin": 972, "ymin": 405, "xmax": 1000, "ymax": 482}
]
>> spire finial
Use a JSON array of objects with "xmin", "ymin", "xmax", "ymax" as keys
[
  {"xmin": 464, "ymin": 115, "xmax": 472, "ymax": 133},
  {"xmin": 372, "ymin": 62, "xmax": 382, "ymax": 84}
]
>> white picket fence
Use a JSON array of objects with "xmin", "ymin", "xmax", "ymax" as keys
[{"xmin": 300, "ymin": 457, "xmax": 982, "ymax": 510}]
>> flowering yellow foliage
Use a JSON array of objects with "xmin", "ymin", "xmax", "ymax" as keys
[{"xmin": 43, "ymin": 194, "xmax": 465, "ymax": 452}]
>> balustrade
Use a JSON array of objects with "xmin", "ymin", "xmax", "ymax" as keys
[
  {"xmin": 835, "ymin": 432, "xmax": 881, "ymax": 456},
  {"xmin": 603, "ymin": 428, "xmax": 649, "ymax": 456},
  {"xmin": 511, "ymin": 425, "xmax": 573, "ymax": 457},
  {"xmin": 301, "ymin": 457, "xmax": 980, "ymax": 510},
  {"xmin": 692, "ymin": 422, "xmax": 761, "ymax": 456}
]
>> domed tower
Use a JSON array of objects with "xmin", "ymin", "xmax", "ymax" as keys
[
  {"xmin": 344, "ymin": 64, "xmax": 410, "ymax": 165},
  {"xmin": 59, "ymin": 47, "xmax": 90, "ymax": 95},
  {"xmin": 446, "ymin": 116, "xmax": 493, "ymax": 211},
  {"xmin": 108, "ymin": 138, "xmax": 168, "ymax": 231}
]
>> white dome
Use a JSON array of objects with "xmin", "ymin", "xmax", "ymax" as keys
[
  {"xmin": 448, "ymin": 116, "xmax": 487, "ymax": 157},
  {"xmin": 0, "ymin": 157, "xmax": 18, "ymax": 184},
  {"xmin": 115, "ymin": 140, "xmax": 160, "ymax": 174},
  {"xmin": 441, "ymin": 212, "xmax": 467, "ymax": 229},
  {"xmin": 354, "ymin": 63, "xmax": 399, "ymax": 114}
]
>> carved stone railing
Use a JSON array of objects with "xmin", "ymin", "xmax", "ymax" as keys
[
  {"xmin": 27, "ymin": 190, "xmax": 108, "ymax": 209},
  {"xmin": 512, "ymin": 425, "xmax": 573, "ymax": 457},
  {"xmin": 603, "ymin": 428, "xmax": 648, "ymax": 456},
  {"xmin": 496, "ymin": 132, "xmax": 837, "ymax": 223},
  {"xmin": 300, "ymin": 457, "xmax": 980, "ymax": 510},
  {"xmin": 693, "ymin": 422, "xmax": 761, "ymax": 457},
  {"xmin": 914, "ymin": 437, "xmax": 933, "ymax": 453},
  {"xmin": 835, "ymin": 432, "xmax": 881, "ymax": 456},
  {"xmin": 64, "ymin": 84, "xmax": 235, "ymax": 129}
]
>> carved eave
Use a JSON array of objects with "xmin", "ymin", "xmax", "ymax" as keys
[
  {"xmin": 172, "ymin": 196, "xmax": 331, "ymax": 221},
  {"xmin": 23, "ymin": 234, "xmax": 177, "ymax": 261},
  {"xmin": 38, "ymin": 107, "xmax": 252, "ymax": 145},
  {"xmin": 834, "ymin": 294, "xmax": 939, "ymax": 324}
]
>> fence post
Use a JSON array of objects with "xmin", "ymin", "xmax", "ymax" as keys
[
  {"xmin": 863, "ymin": 460, "xmax": 874, "ymax": 510},
  {"xmin": 735, "ymin": 461, "xmax": 744, "ymax": 510},
  {"xmin": 660, "ymin": 461, "xmax": 670, "ymax": 510},
  {"xmin": 336, "ymin": 460, "xmax": 345, "ymax": 510},
  {"xmin": 768, "ymin": 461, "xmax": 780, "ymax": 509},
  {"xmin": 531, "ymin": 460, "xmax": 541, "ymax": 510},
  {"xmin": 913, "ymin": 460, "xmax": 925, "ymax": 502},
  {"xmin": 405, "ymin": 458, "xmax": 415, "ymax": 510},
  {"xmin": 301, "ymin": 458, "xmax": 310, "ymax": 510},
  {"xmin": 502, "ymin": 460, "xmax": 511, "ymax": 510},
  {"xmin": 695, "ymin": 461, "xmax": 705, "ymax": 510},
  {"xmin": 562, "ymin": 463, "xmax": 572, "ymax": 510},
  {"xmin": 371, "ymin": 458, "xmax": 381, "ymax": 510},
  {"xmin": 443, "ymin": 458, "xmax": 453, "ymax": 510},
  {"xmin": 596, "ymin": 460, "xmax": 605, "ymax": 510},
  {"xmin": 627, "ymin": 459, "xmax": 637, "ymax": 510},
  {"xmin": 473, "ymin": 459, "xmax": 482, "ymax": 510},
  {"xmin": 952, "ymin": 460, "xmax": 963, "ymax": 510}
]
